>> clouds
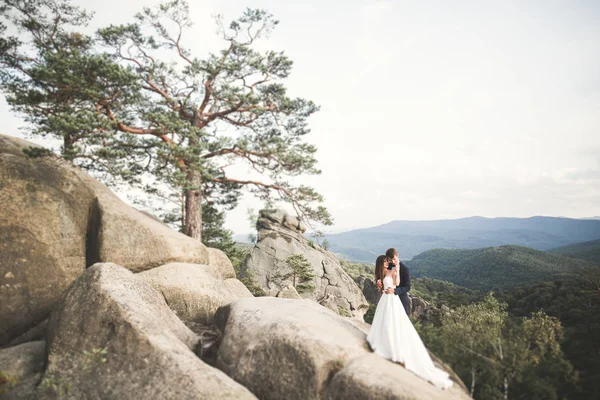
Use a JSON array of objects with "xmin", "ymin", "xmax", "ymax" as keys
[{"xmin": 1, "ymin": 0, "xmax": 598, "ymax": 234}]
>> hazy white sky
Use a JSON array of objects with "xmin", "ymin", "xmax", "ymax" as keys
[{"xmin": 2, "ymin": 0, "xmax": 599, "ymax": 234}]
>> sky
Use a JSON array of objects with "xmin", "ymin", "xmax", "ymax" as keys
[{"xmin": 2, "ymin": 0, "xmax": 599, "ymax": 235}]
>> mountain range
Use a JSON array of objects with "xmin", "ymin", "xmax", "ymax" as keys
[{"xmin": 322, "ymin": 216, "xmax": 600, "ymax": 262}]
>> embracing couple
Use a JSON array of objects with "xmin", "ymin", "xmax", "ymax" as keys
[{"xmin": 367, "ymin": 248, "xmax": 453, "ymax": 390}]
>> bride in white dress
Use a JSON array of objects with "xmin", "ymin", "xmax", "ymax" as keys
[{"xmin": 367, "ymin": 255, "xmax": 453, "ymax": 390}]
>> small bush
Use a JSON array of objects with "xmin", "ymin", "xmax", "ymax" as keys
[
  {"xmin": 0, "ymin": 371, "xmax": 20, "ymax": 395},
  {"xmin": 337, "ymin": 306, "xmax": 351, "ymax": 317},
  {"xmin": 22, "ymin": 147, "xmax": 54, "ymax": 158},
  {"xmin": 240, "ymin": 273, "xmax": 266, "ymax": 297},
  {"xmin": 40, "ymin": 373, "xmax": 71, "ymax": 398},
  {"xmin": 363, "ymin": 304, "xmax": 377, "ymax": 324}
]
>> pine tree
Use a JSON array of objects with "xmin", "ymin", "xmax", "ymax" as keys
[
  {"xmin": 0, "ymin": 0, "xmax": 332, "ymax": 242},
  {"xmin": 285, "ymin": 254, "xmax": 316, "ymax": 293}
]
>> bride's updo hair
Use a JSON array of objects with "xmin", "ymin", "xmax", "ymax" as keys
[{"xmin": 375, "ymin": 255, "xmax": 387, "ymax": 293}]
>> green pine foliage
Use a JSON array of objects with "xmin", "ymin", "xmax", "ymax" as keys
[
  {"xmin": 0, "ymin": 0, "xmax": 332, "ymax": 243},
  {"xmin": 285, "ymin": 254, "xmax": 316, "ymax": 293}
]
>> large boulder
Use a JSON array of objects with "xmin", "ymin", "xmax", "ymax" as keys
[
  {"xmin": 137, "ymin": 263, "xmax": 252, "ymax": 325},
  {"xmin": 0, "ymin": 134, "xmax": 210, "ymax": 345},
  {"xmin": 411, "ymin": 296, "xmax": 430, "ymax": 319},
  {"xmin": 243, "ymin": 209, "xmax": 369, "ymax": 318},
  {"xmin": 324, "ymin": 353, "xmax": 470, "ymax": 400},
  {"xmin": 214, "ymin": 297, "xmax": 369, "ymax": 400},
  {"xmin": 0, "ymin": 341, "xmax": 45, "ymax": 399},
  {"xmin": 40, "ymin": 263, "xmax": 256, "ymax": 400},
  {"xmin": 207, "ymin": 248, "xmax": 236, "ymax": 279},
  {"xmin": 267, "ymin": 284, "xmax": 303, "ymax": 299},
  {"xmin": 74, "ymin": 165, "xmax": 210, "ymax": 273},
  {"xmin": 214, "ymin": 297, "xmax": 469, "ymax": 400},
  {"xmin": 0, "ymin": 136, "xmax": 92, "ymax": 346}
]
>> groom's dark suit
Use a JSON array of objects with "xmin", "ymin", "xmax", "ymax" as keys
[{"xmin": 394, "ymin": 262, "xmax": 411, "ymax": 315}]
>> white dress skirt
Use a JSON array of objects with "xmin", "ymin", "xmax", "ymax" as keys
[{"xmin": 366, "ymin": 276, "xmax": 453, "ymax": 390}]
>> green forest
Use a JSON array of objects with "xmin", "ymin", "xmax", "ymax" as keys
[
  {"xmin": 350, "ymin": 243, "xmax": 600, "ymax": 400},
  {"xmin": 407, "ymin": 245, "xmax": 598, "ymax": 290},
  {"xmin": 549, "ymin": 239, "xmax": 600, "ymax": 264}
]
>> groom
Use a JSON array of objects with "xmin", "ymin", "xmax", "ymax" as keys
[{"xmin": 378, "ymin": 248, "xmax": 411, "ymax": 315}]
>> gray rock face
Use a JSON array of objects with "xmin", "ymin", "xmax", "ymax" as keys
[
  {"xmin": 267, "ymin": 284, "xmax": 303, "ymax": 299},
  {"xmin": 325, "ymin": 353, "xmax": 471, "ymax": 400},
  {"xmin": 243, "ymin": 209, "xmax": 368, "ymax": 318},
  {"xmin": 354, "ymin": 276, "xmax": 381, "ymax": 305},
  {"xmin": 137, "ymin": 263, "xmax": 252, "ymax": 325},
  {"xmin": 3, "ymin": 319, "xmax": 48, "ymax": 349},
  {"xmin": 0, "ymin": 136, "xmax": 92, "ymax": 346},
  {"xmin": 257, "ymin": 208, "xmax": 307, "ymax": 232},
  {"xmin": 214, "ymin": 297, "xmax": 470, "ymax": 400},
  {"xmin": 40, "ymin": 263, "xmax": 256, "ymax": 400},
  {"xmin": 207, "ymin": 247, "xmax": 236, "ymax": 279},
  {"xmin": 411, "ymin": 296, "xmax": 430, "ymax": 319},
  {"xmin": 82, "ymin": 168, "xmax": 210, "ymax": 272},
  {"xmin": 416, "ymin": 303, "xmax": 453, "ymax": 327},
  {"xmin": 0, "ymin": 341, "xmax": 45, "ymax": 399},
  {"xmin": 215, "ymin": 297, "xmax": 369, "ymax": 400},
  {"xmin": 0, "ymin": 134, "xmax": 210, "ymax": 345}
]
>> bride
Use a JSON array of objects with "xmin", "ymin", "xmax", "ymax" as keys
[{"xmin": 367, "ymin": 255, "xmax": 453, "ymax": 390}]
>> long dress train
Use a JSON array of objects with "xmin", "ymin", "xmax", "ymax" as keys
[{"xmin": 366, "ymin": 276, "xmax": 453, "ymax": 390}]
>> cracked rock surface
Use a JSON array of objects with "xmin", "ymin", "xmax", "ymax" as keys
[
  {"xmin": 0, "ymin": 134, "xmax": 210, "ymax": 346},
  {"xmin": 242, "ymin": 209, "xmax": 369, "ymax": 318}
]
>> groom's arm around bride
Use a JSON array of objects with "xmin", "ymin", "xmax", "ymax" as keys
[{"xmin": 394, "ymin": 261, "xmax": 411, "ymax": 315}]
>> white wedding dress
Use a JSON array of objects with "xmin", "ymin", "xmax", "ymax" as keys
[{"xmin": 367, "ymin": 275, "xmax": 453, "ymax": 390}]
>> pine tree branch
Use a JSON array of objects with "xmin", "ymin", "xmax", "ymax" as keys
[{"xmin": 209, "ymin": 177, "xmax": 292, "ymax": 197}]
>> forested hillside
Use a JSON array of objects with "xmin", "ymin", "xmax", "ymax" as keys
[
  {"xmin": 407, "ymin": 245, "xmax": 598, "ymax": 290},
  {"xmin": 344, "ymin": 249, "xmax": 599, "ymax": 399},
  {"xmin": 549, "ymin": 239, "xmax": 600, "ymax": 264},
  {"xmin": 494, "ymin": 270, "xmax": 600, "ymax": 399}
]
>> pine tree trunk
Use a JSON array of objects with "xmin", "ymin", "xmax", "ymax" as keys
[
  {"xmin": 183, "ymin": 119, "xmax": 203, "ymax": 241},
  {"xmin": 63, "ymin": 134, "xmax": 76, "ymax": 162},
  {"xmin": 184, "ymin": 168, "xmax": 202, "ymax": 241}
]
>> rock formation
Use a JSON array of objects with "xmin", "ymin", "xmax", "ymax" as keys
[
  {"xmin": 0, "ymin": 134, "xmax": 470, "ymax": 399},
  {"xmin": 0, "ymin": 134, "xmax": 210, "ymax": 345},
  {"xmin": 137, "ymin": 262, "xmax": 252, "ymax": 325},
  {"xmin": 354, "ymin": 275, "xmax": 381, "ymax": 305},
  {"xmin": 40, "ymin": 263, "xmax": 256, "ymax": 399},
  {"xmin": 243, "ymin": 209, "xmax": 369, "ymax": 318},
  {"xmin": 215, "ymin": 297, "xmax": 470, "ymax": 400},
  {"xmin": 0, "ymin": 341, "xmax": 45, "ymax": 399}
]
